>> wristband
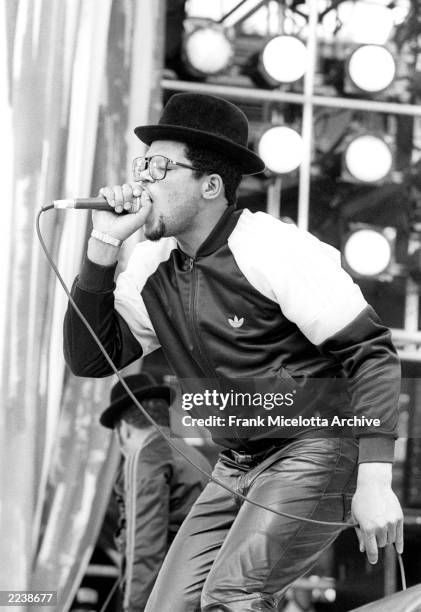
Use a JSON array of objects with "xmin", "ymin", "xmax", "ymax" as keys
[{"xmin": 91, "ymin": 229, "xmax": 122, "ymax": 248}]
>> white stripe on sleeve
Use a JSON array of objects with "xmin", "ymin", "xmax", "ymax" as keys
[
  {"xmin": 115, "ymin": 238, "xmax": 177, "ymax": 355},
  {"xmin": 228, "ymin": 210, "xmax": 367, "ymax": 345}
]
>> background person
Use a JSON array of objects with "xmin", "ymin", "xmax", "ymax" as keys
[{"xmin": 99, "ymin": 372, "xmax": 211, "ymax": 612}]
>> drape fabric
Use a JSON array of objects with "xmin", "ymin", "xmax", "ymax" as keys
[{"xmin": 0, "ymin": 0, "xmax": 164, "ymax": 609}]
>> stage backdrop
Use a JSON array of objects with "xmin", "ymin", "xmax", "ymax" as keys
[{"xmin": 0, "ymin": 0, "xmax": 164, "ymax": 609}]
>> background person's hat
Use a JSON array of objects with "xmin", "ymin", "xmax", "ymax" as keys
[
  {"xmin": 134, "ymin": 93, "xmax": 265, "ymax": 175},
  {"xmin": 99, "ymin": 372, "xmax": 172, "ymax": 429}
]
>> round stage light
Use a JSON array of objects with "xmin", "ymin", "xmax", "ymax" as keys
[
  {"xmin": 258, "ymin": 126, "xmax": 304, "ymax": 174},
  {"xmin": 344, "ymin": 135, "xmax": 392, "ymax": 183},
  {"xmin": 344, "ymin": 229, "xmax": 392, "ymax": 277},
  {"xmin": 347, "ymin": 45, "xmax": 396, "ymax": 93},
  {"xmin": 324, "ymin": 588, "xmax": 336, "ymax": 603},
  {"xmin": 183, "ymin": 22, "xmax": 234, "ymax": 77},
  {"xmin": 261, "ymin": 35, "xmax": 308, "ymax": 84}
]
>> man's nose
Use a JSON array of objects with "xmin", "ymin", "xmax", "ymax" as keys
[{"xmin": 138, "ymin": 168, "xmax": 155, "ymax": 183}]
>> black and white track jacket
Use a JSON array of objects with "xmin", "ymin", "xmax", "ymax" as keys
[{"xmin": 64, "ymin": 206, "xmax": 400, "ymax": 462}]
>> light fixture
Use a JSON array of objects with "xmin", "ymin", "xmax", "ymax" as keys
[
  {"xmin": 332, "ymin": 2, "xmax": 395, "ymax": 45},
  {"xmin": 258, "ymin": 126, "xmax": 304, "ymax": 174},
  {"xmin": 257, "ymin": 35, "xmax": 308, "ymax": 87},
  {"xmin": 342, "ymin": 225, "xmax": 396, "ymax": 279},
  {"xmin": 347, "ymin": 45, "xmax": 396, "ymax": 94},
  {"xmin": 344, "ymin": 134, "xmax": 393, "ymax": 183},
  {"xmin": 182, "ymin": 19, "xmax": 234, "ymax": 78}
]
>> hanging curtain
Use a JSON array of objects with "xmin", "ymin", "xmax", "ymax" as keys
[{"xmin": 0, "ymin": 0, "xmax": 165, "ymax": 609}]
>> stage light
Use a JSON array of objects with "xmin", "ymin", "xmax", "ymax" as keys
[
  {"xmin": 182, "ymin": 19, "xmax": 234, "ymax": 78},
  {"xmin": 258, "ymin": 126, "xmax": 304, "ymax": 174},
  {"xmin": 344, "ymin": 135, "xmax": 393, "ymax": 183},
  {"xmin": 347, "ymin": 45, "xmax": 396, "ymax": 93},
  {"xmin": 333, "ymin": 2, "xmax": 395, "ymax": 45},
  {"xmin": 259, "ymin": 35, "xmax": 308, "ymax": 86},
  {"xmin": 343, "ymin": 225, "xmax": 396, "ymax": 279},
  {"xmin": 324, "ymin": 589, "xmax": 336, "ymax": 603}
]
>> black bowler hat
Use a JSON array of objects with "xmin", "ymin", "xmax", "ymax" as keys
[
  {"xmin": 134, "ymin": 93, "xmax": 265, "ymax": 175},
  {"xmin": 99, "ymin": 372, "xmax": 171, "ymax": 429}
]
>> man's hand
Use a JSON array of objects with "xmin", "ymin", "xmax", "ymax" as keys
[
  {"xmin": 351, "ymin": 462, "xmax": 404, "ymax": 564},
  {"xmin": 87, "ymin": 183, "xmax": 153, "ymax": 265},
  {"xmin": 94, "ymin": 182, "xmax": 152, "ymax": 241}
]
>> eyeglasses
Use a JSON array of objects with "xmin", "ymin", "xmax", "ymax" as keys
[{"xmin": 132, "ymin": 155, "xmax": 201, "ymax": 182}]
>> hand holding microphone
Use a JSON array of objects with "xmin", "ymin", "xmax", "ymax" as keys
[
  {"xmin": 69, "ymin": 182, "xmax": 153, "ymax": 266},
  {"xmin": 54, "ymin": 182, "xmax": 145, "ymax": 213},
  {"xmin": 98, "ymin": 181, "xmax": 145, "ymax": 215},
  {"xmin": 94, "ymin": 182, "xmax": 152, "ymax": 235}
]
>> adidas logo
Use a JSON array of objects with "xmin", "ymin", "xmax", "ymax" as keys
[{"xmin": 228, "ymin": 315, "xmax": 244, "ymax": 328}]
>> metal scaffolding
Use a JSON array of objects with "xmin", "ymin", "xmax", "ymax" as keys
[{"xmin": 162, "ymin": 1, "xmax": 421, "ymax": 361}]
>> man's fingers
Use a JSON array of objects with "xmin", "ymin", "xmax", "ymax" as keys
[
  {"xmin": 395, "ymin": 518, "xmax": 404, "ymax": 554},
  {"xmin": 351, "ymin": 482, "xmax": 404, "ymax": 563},
  {"xmin": 98, "ymin": 183, "xmax": 146, "ymax": 214},
  {"xmin": 363, "ymin": 532, "xmax": 378, "ymax": 564},
  {"xmin": 354, "ymin": 527, "xmax": 365, "ymax": 553},
  {"xmin": 386, "ymin": 521, "xmax": 396, "ymax": 547},
  {"xmin": 98, "ymin": 186, "xmax": 115, "ymax": 209},
  {"xmin": 122, "ymin": 183, "xmax": 134, "ymax": 210},
  {"xmin": 113, "ymin": 185, "xmax": 124, "ymax": 212},
  {"xmin": 129, "ymin": 181, "xmax": 143, "ymax": 198},
  {"xmin": 364, "ymin": 519, "xmax": 403, "ymax": 562},
  {"xmin": 375, "ymin": 527, "xmax": 388, "ymax": 549}
]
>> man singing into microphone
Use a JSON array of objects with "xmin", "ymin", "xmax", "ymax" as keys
[{"xmin": 64, "ymin": 93, "xmax": 403, "ymax": 612}]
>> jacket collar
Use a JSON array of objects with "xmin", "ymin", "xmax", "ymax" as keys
[{"xmin": 190, "ymin": 205, "xmax": 241, "ymax": 257}]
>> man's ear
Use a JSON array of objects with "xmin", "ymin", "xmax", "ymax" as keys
[{"xmin": 201, "ymin": 174, "xmax": 223, "ymax": 201}]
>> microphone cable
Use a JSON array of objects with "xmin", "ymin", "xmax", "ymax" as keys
[
  {"xmin": 36, "ymin": 205, "xmax": 407, "ymax": 594},
  {"xmin": 98, "ymin": 575, "xmax": 121, "ymax": 612}
]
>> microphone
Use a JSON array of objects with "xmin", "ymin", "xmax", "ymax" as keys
[{"xmin": 53, "ymin": 197, "xmax": 141, "ymax": 213}]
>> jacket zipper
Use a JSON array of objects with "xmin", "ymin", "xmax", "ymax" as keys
[
  {"xmin": 189, "ymin": 258, "xmax": 216, "ymax": 379},
  {"xmin": 188, "ymin": 257, "xmax": 239, "ymax": 443}
]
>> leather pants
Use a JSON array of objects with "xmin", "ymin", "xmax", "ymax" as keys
[{"xmin": 145, "ymin": 436, "xmax": 358, "ymax": 612}]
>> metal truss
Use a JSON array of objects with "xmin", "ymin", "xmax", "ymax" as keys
[{"xmin": 162, "ymin": 1, "xmax": 421, "ymax": 358}]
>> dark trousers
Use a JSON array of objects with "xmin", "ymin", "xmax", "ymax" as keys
[{"xmin": 145, "ymin": 437, "xmax": 358, "ymax": 612}]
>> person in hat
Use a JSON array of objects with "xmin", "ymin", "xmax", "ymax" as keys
[
  {"xmin": 64, "ymin": 93, "xmax": 402, "ymax": 611},
  {"xmin": 99, "ymin": 372, "xmax": 211, "ymax": 612}
]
